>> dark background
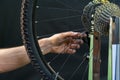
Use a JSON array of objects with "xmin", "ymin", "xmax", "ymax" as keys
[{"xmin": 0, "ymin": 0, "xmax": 120, "ymax": 80}]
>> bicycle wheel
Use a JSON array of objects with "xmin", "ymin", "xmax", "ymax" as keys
[
  {"xmin": 20, "ymin": 0, "xmax": 120, "ymax": 80},
  {"xmin": 21, "ymin": 0, "xmax": 90, "ymax": 80}
]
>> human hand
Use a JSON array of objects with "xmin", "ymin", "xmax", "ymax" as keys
[
  {"xmin": 39, "ymin": 31, "xmax": 87, "ymax": 55},
  {"xmin": 48, "ymin": 31, "xmax": 86, "ymax": 54}
]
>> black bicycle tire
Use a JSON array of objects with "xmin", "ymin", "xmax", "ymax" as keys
[{"xmin": 20, "ymin": 0, "xmax": 63, "ymax": 80}]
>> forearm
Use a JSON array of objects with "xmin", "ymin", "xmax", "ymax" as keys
[
  {"xmin": 0, "ymin": 38, "xmax": 52, "ymax": 73},
  {"xmin": 0, "ymin": 46, "xmax": 30, "ymax": 73}
]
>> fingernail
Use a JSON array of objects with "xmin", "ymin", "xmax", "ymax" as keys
[
  {"xmin": 74, "ymin": 32, "xmax": 79, "ymax": 34},
  {"xmin": 77, "ymin": 45, "xmax": 80, "ymax": 48},
  {"xmin": 80, "ymin": 40, "xmax": 84, "ymax": 44},
  {"xmin": 73, "ymin": 50, "xmax": 76, "ymax": 53}
]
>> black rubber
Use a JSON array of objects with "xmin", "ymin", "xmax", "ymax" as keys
[{"xmin": 21, "ymin": 0, "xmax": 63, "ymax": 79}]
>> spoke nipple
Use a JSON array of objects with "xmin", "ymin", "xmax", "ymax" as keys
[
  {"xmin": 86, "ymin": 55, "xmax": 90, "ymax": 59},
  {"xmin": 35, "ymin": 21, "xmax": 38, "ymax": 24},
  {"xmin": 36, "ymin": 6, "xmax": 40, "ymax": 8}
]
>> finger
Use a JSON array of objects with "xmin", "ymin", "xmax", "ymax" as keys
[
  {"xmin": 66, "ymin": 49, "xmax": 76, "ymax": 54},
  {"xmin": 69, "ymin": 44, "xmax": 80, "ymax": 49},
  {"xmin": 71, "ymin": 39, "xmax": 84, "ymax": 44},
  {"xmin": 78, "ymin": 33, "xmax": 87, "ymax": 38},
  {"xmin": 79, "ymin": 39, "xmax": 84, "ymax": 44},
  {"xmin": 69, "ymin": 32, "xmax": 87, "ymax": 39},
  {"xmin": 60, "ymin": 31, "xmax": 80, "ymax": 39}
]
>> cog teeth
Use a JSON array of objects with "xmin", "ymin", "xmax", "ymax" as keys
[
  {"xmin": 93, "ymin": 2, "xmax": 120, "ymax": 35},
  {"xmin": 91, "ymin": 14, "xmax": 94, "ymax": 17},
  {"xmin": 91, "ymin": 21, "xmax": 94, "ymax": 25},
  {"xmin": 82, "ymin": 1, "xmax": 120, "ymax": 35},
  {"xmin": 91, "ymin": 26, "xmax": 94, "ymax": 32}
]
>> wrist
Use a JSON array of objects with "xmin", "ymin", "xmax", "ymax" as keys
[{"xmin": 38, "ymin": 38, "xmax": 52, "ymax": 55}]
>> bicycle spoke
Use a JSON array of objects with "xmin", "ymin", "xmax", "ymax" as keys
[
  {"xmin": 55, "ymin": 0, "xmax": 87, "ymax": 12},
  {"xmin": 68, "ymin": 44, "xmax": 93, "ymax": 80},
  {"xmin": 39, "ymin": 7, "xmax": 81, "ymax": 13},
  {"xmin": 55, "ymin": 0, "xmax": 75, "ymax": 10},
  {"xmin": 57, "ymin": 55, "xmax": 71, "ymax": 73},
  {"xmin": 69, "ymin": 54, "xmax": 88, "ymax": 80},
  {"xmin": 39, "ymin": 15, "xmax": 81, "ymax": 22},
  {"xmin": 47, "ymin": 54, "xmax": 61, "ymax": 64},
  {"xmin": 37, "ymin": 27, "xmax": 86, "ymax": 39},
  {"xmin": 82, "ymin": 64, "xmax": 88, "ymax": 80}
]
